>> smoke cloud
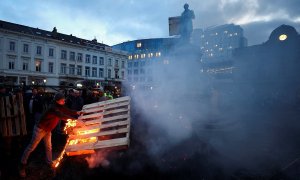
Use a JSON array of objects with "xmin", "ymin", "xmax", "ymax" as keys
[{"xmin": 122, "ymin": 38, "xmax": 300, "ymax": 178}]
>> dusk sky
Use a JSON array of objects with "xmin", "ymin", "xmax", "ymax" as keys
[{"xmin": 1, "ymin": 0, "xmax": 299, "ymax": 46}]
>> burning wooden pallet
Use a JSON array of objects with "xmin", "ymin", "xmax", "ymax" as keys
[{"xmin": 65, "ymin": 96, "xmax": 131, "ymax": 156}]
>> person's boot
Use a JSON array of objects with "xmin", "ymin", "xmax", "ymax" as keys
[{"xmin": 18, "ymin": 163, "xmax": 26, "ymax": 178}]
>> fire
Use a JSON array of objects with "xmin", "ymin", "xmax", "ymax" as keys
[
  {"xmin": 68, "ymin": 137, "xmax": 97, "ymax": 145},
  {"xmin": 77, "ymin": 128, "xmax": 99, "ymax": 135},
  {"xmin": 64, "ymin": 119, "xmax": 77, "ymax": 133},
  {"xmin": 53, "ymin": 139, "xmax": 69, "ymax": 168},
  {"xmin": 56, "ymin": 119, "xmax": 101, "ymax": 166}
]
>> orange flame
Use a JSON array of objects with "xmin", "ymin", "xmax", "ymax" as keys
[
  {"xmin": 77, "ymin": 128, "xmax": 99, "ymax": 135},
  {"xmin": 68, "ymin": 137, "xmax": 97, "ymax": 145},
  {"xmin": 64, "ymin": 119, "xmax": 77, "ymax": 132},
  {"xmin": 53, "ymin": 139, "xmax": 68, "ymax": 168}
]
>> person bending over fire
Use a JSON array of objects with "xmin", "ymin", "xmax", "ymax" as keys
[{"xmin": 19, "ymin": 92, "xmax": 84, "ymax": 178}]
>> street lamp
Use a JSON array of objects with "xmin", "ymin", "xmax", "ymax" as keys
[
  {"xmin": 32, "ymin": 81, "xmax": 35, "ymax": 85},
  {"xmin": 43, "ymin": 79, "xmax": 47, "ymax": 92}
]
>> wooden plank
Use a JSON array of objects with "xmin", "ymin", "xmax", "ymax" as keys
[
  {"xmin": 66, "ymin": 137, "xmax": 129, "ymax": 152},
  {"xmin": 72, "ymin": 120, "xmax": 129, "ymax": 137},
  {"xmin": 94, "ymin": 137, "xmax": 129, "ymax": 149},
  {"xmin": 99, "ymin": 119, "xmax": 129, "ymax": 129},
  {"xmin": 102, "ymin": 114, "xmax": 129, "ymax": 123},
  {"xmin": 84, "ymin": 114, "xmax": 129, "ymax": 125},
  {"xmin": 66, "ymin": 150, "xmax": 95, "ymax": 156},
  {"xmin": 69, "ymin": 127, "xmax": 129, "ymax": 139},
  {"xmin": 17, "ymin": 93, "xmax": 27, "ymax": 135},
  {"xmin": 5, "ymin": 96, "xmax": 13, "ymax": 136},
  {"xmin": 0, "ymin": 97, "xmax": 5, "ymax": 118},
  {"xmin": 12, "ymin": 95, "xmax": 21, "ymax": 135},
  {"xmin": 83, "ymin": 96, "xmax": 130, "ymax": 109},
  {"xmin": 0, "ymin": 96, "xmax": 7, "ymax": 136},
  {"xmin": 83, "ymin": 101, "xmax": 130, "ymax": 114},
  {"xmin": 66, "ymin": 142, "xmax": 95, "ymax": 152},
  {"xmin": 80, "ymin": 106, "xmax": 129, "ymax": 120},
  {"xmin": 73, "ymin": 124, "xmax": 102, "ymax": 133},
  {"xmin": 79, "ymin": 113, "xmax": 103, "ymax": 120}
]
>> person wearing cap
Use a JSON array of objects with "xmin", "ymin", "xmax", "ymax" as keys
[{"xmin": 19, "ymin": 92, "xmax": 84, "ymax": 178}]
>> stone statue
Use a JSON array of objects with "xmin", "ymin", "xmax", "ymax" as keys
[{"xmin": 180, "ymin": 3, "xmax": 195, "ymax": 42}]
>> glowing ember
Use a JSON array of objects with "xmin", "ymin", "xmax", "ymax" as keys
[{"xmin": 66, "ymin": 149, "xmax": 95, "ymax": 156}]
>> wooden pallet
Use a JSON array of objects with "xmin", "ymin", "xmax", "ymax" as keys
[
  {"xmin": 65, "ymin": 96, "xmax": 131, "ymax": 156},
  {"xmin": 0, "ymin": 93, "xmax": 27, "ymax": 137}
]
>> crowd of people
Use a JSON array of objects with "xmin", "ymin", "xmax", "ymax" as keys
[{"xmin": 0, "ymin": 85, "xmax": 117, "ymax": 178}]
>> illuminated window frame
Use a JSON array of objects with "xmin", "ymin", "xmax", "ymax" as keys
[{"xmin": 136, "ymin": 42, "xmax": 142, "ymax": 48}]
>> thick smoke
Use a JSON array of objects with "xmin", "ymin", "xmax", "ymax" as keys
[{"xmin": 123, "ymin": 39, "xmax": 300, "ymax": 178}]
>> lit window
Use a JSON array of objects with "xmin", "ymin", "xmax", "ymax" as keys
[
  {"xmin": 224, "ymin": 30, "xmax": 228, "ymax": 34},
  {"xmin": 136, "ymin": 42, "xmax": 142, "ymax": 48},
  {"xmin": 35, "ymin": 61, "xmax": 42, "ymax": 72},
  {"xmin": 155, "ymin": 52, "xmax": 161, "ymax": 57},
  {"xmin": 141, "ymin": 54, "xmax": 146, "ymax": 58},
  {"xmin": 215, "ymin": 32, "xmax": 218, "ymax": 35},
  {"xmin": 279, "ymin": 34, "xmax": 287, "ymax": 41}
]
